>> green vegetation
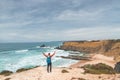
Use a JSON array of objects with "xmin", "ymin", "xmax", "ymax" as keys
[
  {"xmin": 16, "ymin": 66, "xmax": 39, "ymax": 73},
  {"xmin": 0, "ymin": 66, "xmax": 39, "ymax": 77},
  {"xmin": 61, "ymin": 69, "xmax": 69, "ymax": 73},
  {"xmin": 81, "ymin": 63, "xmax": 115, "ymax": 74},
  {"xmin": 78, "ymin": 78, "xmax": 86, "ymax": 80},
  {"xmin": 16, "ymin": 68, "xmax": 30, "ymax": 73},
  {"xmin": 71, "ymin": 77, "xmax": 86, "ymax": 80},
  {"xmin": 0, "ymin": 70, "xmax": 13, "ymax": 76}
]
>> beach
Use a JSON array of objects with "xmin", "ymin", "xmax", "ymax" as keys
[
  {"xmin": 0, "ymin": 0, "xmax": 120, "ymax": 79},
  {"xmin": 0, "ymin": 53, "xmax": 119, "ymax": 80}
]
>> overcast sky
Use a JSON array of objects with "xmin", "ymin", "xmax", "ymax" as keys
[{"xmin": 0, "ymin": 0, "xmax": 120, "ymax": 42}]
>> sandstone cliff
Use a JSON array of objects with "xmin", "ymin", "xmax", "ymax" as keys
[{"xmin": 59, "ymin": 40, "xmax": 120, "ymax": 61}]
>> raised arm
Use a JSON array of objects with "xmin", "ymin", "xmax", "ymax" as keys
[
  {"xmin": 43, "ymin": 53, "xmax": 47, "ymax": 57},
  {"xmin": 50, "ymin": 51, "xmax": 56, "ymax": 57}
]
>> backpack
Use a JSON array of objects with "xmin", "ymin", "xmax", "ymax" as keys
[{"xmin": 47, "ymin": 56, "xmax": 51, "ymax": 63}]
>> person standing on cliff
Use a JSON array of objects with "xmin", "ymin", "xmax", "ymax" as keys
[{"xmin": 43, "ymin": 51, "xmax": 56, "ymax": 73}]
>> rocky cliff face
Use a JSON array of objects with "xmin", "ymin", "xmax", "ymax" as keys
[{"xmin": 60, "ymin": 40, "xmax": 120, "ymax": 61}]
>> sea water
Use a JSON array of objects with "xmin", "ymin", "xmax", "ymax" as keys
[{"xmin": 0, "ymin": 41, "xmax": 78, "ymax": 72}]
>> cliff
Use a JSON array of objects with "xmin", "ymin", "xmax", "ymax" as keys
[{"xmin": 59, "ymin": 40, "xmax": 120, "ymax": 61}]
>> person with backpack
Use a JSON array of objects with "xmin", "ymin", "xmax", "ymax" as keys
[{"xmin": 43, "ymin": 51, "xmax": 56, "ymax": 73}]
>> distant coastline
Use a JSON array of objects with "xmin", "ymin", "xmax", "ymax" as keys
[{"xmin": 58, "ymin": 39, "xmax": 120, "ymax": 62}]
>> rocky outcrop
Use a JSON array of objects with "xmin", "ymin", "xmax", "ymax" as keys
[
  {"xmin": 59, "ymin": 39, "xmax": 120, "ymax": 61},
  {"xmin": 40, "ymin": 44, "xmax": 46, "ymax": 47},
  {"xmin": 57, "ymin": 55, "xmax": 91, "ymax": 60},
  {"xmin": 114, "ymin": 62, "xmax": 120, "ymax": 73},
  {"xmin": 0, "ymin": 70, "xmax": 13, "ymax": 76}
]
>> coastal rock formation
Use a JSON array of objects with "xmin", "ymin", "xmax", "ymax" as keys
[
  {"xmin": 0, "ymin": 70, "xmax": 13, "ymax": 76},
  {"xmin": 114, "ymin": 62, "xmax": 120, "ymax": 73},
  {"xmin": 40, "ymin": 44, "xmax": 46, "ymax": 47},
  {"xmin": 57, "ymin": 55, "xmax": 91, "ymax": 60},
  {"xmin": 59, "ymin": 39, "xmax": 120, "ymax": 61}
]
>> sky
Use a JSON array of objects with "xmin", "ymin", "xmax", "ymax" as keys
[{"xmin": 0, "ymin": 0, "xmax": 120, "ymax": 42}]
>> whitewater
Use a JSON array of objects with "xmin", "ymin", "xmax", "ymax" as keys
[{"xmin": 0, "ymin": 42, "xmax": 78, "ymax": 72}]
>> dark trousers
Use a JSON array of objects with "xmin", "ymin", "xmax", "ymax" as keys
[{"xmin": 47, "ymin": 63, "xmax": 52, "ymax": 73}]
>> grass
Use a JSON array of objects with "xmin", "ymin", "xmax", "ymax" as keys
[
  {"xmin": 16, "ymin": 68, "xmax": 30, "ymax": 73},
  {"xmin": 81, "ymin": 63, "xmax": 115, "ymax": 74},
  {"xmin": 16, "ymin": 66, "xmax": 39, "ymax": 73}
]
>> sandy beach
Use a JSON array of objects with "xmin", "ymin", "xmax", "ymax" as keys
[
  {"xmin": 0, "ymin": 0, "xmax": 120, "ymax": 79},
  {"xmin": 0, "ymin": 54, "xmax": 120, "ymax": 80}
]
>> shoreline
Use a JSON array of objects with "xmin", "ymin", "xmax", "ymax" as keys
[
  {"xmin": 0, "ymin": 53, "xmax": 119, "ymax": 80},
  {"xmin": 69, "ymin": 53, "xmax": 116, "ymax": 68}
]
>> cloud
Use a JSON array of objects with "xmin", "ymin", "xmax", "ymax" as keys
[
  {"xmin": 61, "ymin": 26, "xmax": 120, "ymax": 40},
  {"xmin": 0, "ymin": 0, "xmax": 120, "ymax": 42},
  {"xmin": 56, "ymin": 9, "xmax": 105, "ymax": 21},
  {"xmin": 0, "ymin": 25, "xmax": 120, "ymax": 42}
]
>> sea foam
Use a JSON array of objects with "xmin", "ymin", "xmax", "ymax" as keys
[{"xmin": 15, "ymin": 49, "xmax": 29, "ymax": 53}]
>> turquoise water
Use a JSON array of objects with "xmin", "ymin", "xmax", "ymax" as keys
[{"xmin": 0, "ymin": 41, "xmax": 78, "ymax": 72}]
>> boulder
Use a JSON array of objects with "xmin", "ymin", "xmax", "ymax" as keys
[
  {"xmin": 114, "ymin": 62, "xmax": 120, "ymax": 73},
  {"xmin": 40, "ymin": 44, "xmax": 45, "ymax": 47}
]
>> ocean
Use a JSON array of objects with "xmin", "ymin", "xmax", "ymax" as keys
[{"xmin": 0, "ymin": 41, "xmax": 78, "ymax": 72}]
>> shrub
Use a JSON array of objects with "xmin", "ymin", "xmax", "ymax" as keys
[
  {"xmin": 16, "ymin": 66, "xmax": 39, "ymax": 73},
  {"xmin": 61, "ymin": 69, "xmax": 69, "ymax": 73},
  {"xmin": 0, "ymin": 70, "xmax": 13, "ymax": 76},
  {"xmin": 16, "ymin": 68, "xmax": 29, "ymax": 73},
  {"xmin": 78, "ymin": 78, "xmax": 86, "ymax": 80},
  {"xmin": 81, "ymin": 63, "xmax": 115, "ymax": 74}
]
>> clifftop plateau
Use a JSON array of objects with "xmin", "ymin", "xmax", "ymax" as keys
[{"xmin": 59, "ymin": 39, "xmax": 120, "ymax": 61}]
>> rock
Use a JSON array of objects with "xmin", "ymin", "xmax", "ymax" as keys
[
  {"xmin": 62, "ymin": 55, "xmax": 91, "ymax": 60},
  {"xmin": 114, "ymin": 62, "xmax": 120, "ymax": 73},
  {"xmin": 55, "ymin": 46, "xmax": 60, "ymax": 49},
  {"xmin": 40, "ymin": 44, "xmax": 45, "ymax": 47},
  {"xmin": 0, "ymin": 70, "xmax": 13, "ymax": 76}
]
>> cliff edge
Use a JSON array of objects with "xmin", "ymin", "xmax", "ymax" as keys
[{"xmin": 59, "ymin": 39, "xmax": 120, "ymax": 61}]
